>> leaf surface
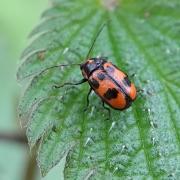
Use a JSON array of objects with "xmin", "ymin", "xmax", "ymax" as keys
[{"xmin": 17, "ymin": 0, "xmax": 180, "ymax": 179}]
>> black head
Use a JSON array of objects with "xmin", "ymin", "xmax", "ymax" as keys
[{"xmin": 80, "ymin": 57, "xmax": 107, "ymax": 78}]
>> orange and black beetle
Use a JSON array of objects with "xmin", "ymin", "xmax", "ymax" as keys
[
  {"xmin": 54, "ymin": 57, "xmax": 137, "ymax": 111},
  {"xmin": 80, "ymin": 57, "xmax": 137, "ymax": 110}
]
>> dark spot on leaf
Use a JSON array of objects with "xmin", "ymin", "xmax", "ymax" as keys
[
  {"xmin": 90, "ymin": 78, "xmax": 99, "ymax": 89},
  {"xmin": 104, "ymin": 88, "xmax": 118, "ymax": 100},
  {"xmin": 37, "ymin": 50, "xmax": 46, "ymax": 60},
  {"xmin": 97, "ymin": 73, "xmax": 105, "ymax": 80}
]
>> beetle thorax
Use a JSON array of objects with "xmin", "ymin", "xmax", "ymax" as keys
[{"xmin": 80, "ymin": 58, "xmax": 106, "ymax": 79}]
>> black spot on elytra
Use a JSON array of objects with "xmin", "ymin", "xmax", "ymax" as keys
[
  {"xmin": 123, "ymin": 76, "xmax": 131, "ymax": 87},
  {"xmin": 90, "ymin": 78, "xmax": 99, "ymax": 89},
  {"xmin": 106, "ymin": 65, "xmax": 115, "ymax": 73},
  {"xmin": 97, "ymin": 73, "xmax": 105, "ymax": 80},
  {"xmin": 124, "ymin": 95, "xmax": 132, "ymax": 108},
  {"xmin": 104, "ymin": 88, "xmax": 118, "ymax": 100}
]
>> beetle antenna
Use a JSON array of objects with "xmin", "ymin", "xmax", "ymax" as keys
[
  {"xmin": 85, "ymin": 22, "xmax": 108, "ymax": 59},
  {"xmin": 21, "ymin": 63, "xmax": 81, "ymax": 80},
  {"xmin": 40, "ymin": 63, "xmax": 81, "ymax": 73}
]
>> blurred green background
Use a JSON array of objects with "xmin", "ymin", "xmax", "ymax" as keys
[{"xmin": 0, "ymin": 1, "xmax": 63, "ymax": 179}]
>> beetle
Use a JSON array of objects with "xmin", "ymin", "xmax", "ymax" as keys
[
  {"xmin": 54, "ymin": 57, "xmax": 136, "ymax": 109},
  {"xmin": 53, "ymin": 23, "xmax": 137, "ymax": 117},
  {"xmin": 81, "ymin": 57, "xmax": 136, "ymax": 110}
]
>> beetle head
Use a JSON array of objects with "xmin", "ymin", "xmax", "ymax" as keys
[{"xmin": 80, "ymin": 57, "xmax": 106, "ymax": 78}]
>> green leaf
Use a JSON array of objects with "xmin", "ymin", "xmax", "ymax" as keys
[{"xmin": 17, "ymin": 0, "xmax": 180, "ymax": 179}]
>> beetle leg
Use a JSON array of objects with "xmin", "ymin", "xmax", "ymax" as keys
[
  {"xmin": 84, "ymin": 88, "xmax": 92, "ymax": 111},
  {"xmin": 102, "ymin": 101, "xmax": 111, "ymax": 120},
  {"xmin": 53, "ymin": 78, "xmax": 87, "ymax": 88}
]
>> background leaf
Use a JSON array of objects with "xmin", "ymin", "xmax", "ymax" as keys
[{"xmin": 17, "ymin": 0, "xmax": 180, "ymax": 179}]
